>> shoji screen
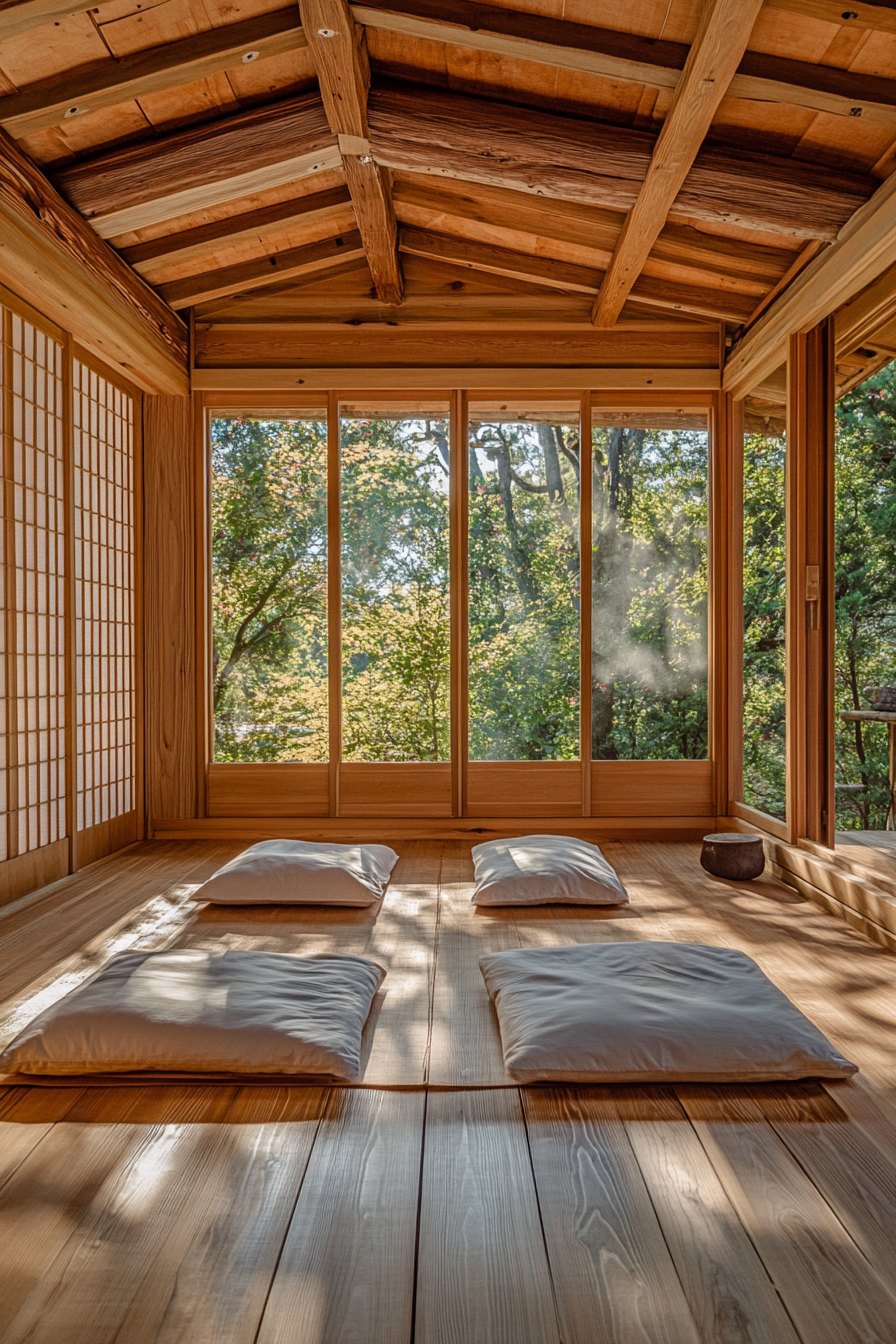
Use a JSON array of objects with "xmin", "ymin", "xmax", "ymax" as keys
[
  {"xmin": 72, "ymin": 358, "xmax": 138, "ymax": 858},
  {"xmin": 1, "ymin": 307, "xmax": 67, "ymax": 862}
]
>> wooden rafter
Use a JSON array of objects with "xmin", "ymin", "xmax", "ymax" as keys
[
  {"xmin": 54, "ymin": 93, "xmax": 340, "ymax": 239},
  {"xmin": 119, "ymin": 186, "xmax": 353, "ymax": 267},
  {"xmin": 353, "ymin": 0, "xmax": 896, "ymax": 129},
  {"xmin": 0, "ymin": 125, "xmax": 186, "ymax": 392},
  {"xmin": 591, "ymin": 0, "xmax": 766, "ymax": 329},
  {"xmin": 398, "ymin": 226, "xmax": 758, "ymax": 323},
  {"xmin": 366, "ymin": 87, "xmax": 874, "ymax": 242},
  {"xmin": 160, "ymin": 230, "xmax": 365, "ymax": 308},
  {"xmin": 0, "ymin": 11, "xmax": 307, "ymax": 139},
  {"xmin": 301, "ymin": 0, "xmax": 403, "ymax": 304},
  {"xmin": 724, "ymin": 169, "xmax": 896, "ymax": 397}
]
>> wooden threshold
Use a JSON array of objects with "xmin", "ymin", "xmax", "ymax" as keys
[{"xmin": 149, "ymin": 815, "xmax": 725, "ymax": 841}]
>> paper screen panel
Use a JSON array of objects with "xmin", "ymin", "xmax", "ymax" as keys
[
  {"xmin": 4, "ymin": 312, "xmax": 67, "ymax": 857},
  {"xmin": 72, "ymin": 360, "xmax": 136, "ymax": 832}
]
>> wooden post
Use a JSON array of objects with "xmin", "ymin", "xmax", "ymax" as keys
[
  {"xmin": 327, "ymin": 389, "xmax": 341, "ymax": 816},
  {"xmin": 453, "ymin": 390, "xmax": 469, "ymax": 817},
  {"xmin": 712, "ymin": 390, "xmax": 743, "ymax": 819},
  {"xmin": 786, "ymin": 320, "xmax": 835, "ymax": 845},
  {"xmin": 579, "ymin": 391, "xmax": 592, "ymax": 815}
]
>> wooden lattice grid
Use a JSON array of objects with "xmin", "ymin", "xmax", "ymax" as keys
[
  {"xmin": 72, "ymin": 359, "xmax": 136, "ymax": 832},
  {"xmin": 2, "ymin": 309, "xmax": 67, "ymax": 858}
]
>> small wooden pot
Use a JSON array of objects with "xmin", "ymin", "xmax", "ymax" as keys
[{"xmin": 700, "ymin": 833, "xmax": 765, "ymax": 881}]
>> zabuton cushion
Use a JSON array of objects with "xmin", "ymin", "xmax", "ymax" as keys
[
  {"xmin": 0, "ymin": 948, "xmax": 385, "ymax": 1081},
  {"xmin": 479, "ymin": 941, "xmax": 857, "ymax": 1083},
  {"xmin": 471, "ymin": 835, "xmax": 628, "ymax": 906},
  {"xmin": 195, "ymin": 840, "xmax": 399, "ymax": 906}
]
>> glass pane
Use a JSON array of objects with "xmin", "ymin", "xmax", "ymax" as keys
[
  {"xmin": 591, "ymin": 410, "xmax": 708, "ymax": 760},
  {"xmin": 742, "ymin": 410, "xmax": 786, "ymax": 819},
  {"xmin": 468, "ymin": 401, "xmax": 580, "ymax": 761},
  {"xmin": 834, "ymin": 361, "xmax": 896, "ymax": 831},
  {"xmin": 340, "ymin": 404, "xmax": 450, "ymax": 761},
  {"xmin": 211, "ymin": 413, "xmax": 327, "ymax": 762}
]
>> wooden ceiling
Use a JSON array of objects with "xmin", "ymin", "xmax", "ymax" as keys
[{"xmin": 1, "ymin": 0, "xmax": 895, "ymax": 396}]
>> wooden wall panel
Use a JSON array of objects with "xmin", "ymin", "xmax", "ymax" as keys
[
  {"xmin": 143, "ymin": 395, "xmax": 197, "ymax": 823},
  {"xmin": 207, "ymin": 763, "xmax": 329, "ymax": 817},
  {"xmin": 591, "ymin": 760, "xmax": 714, "ymax": 817},
  {"xmin": 339, "ymin": 763, "xmax": 453, "ymax": 817},
  {"xmin": 0, "ymin": 836, "xmax": 68, "ymax": 909},
  {"xmin": 194, "ymin": 326, "xmax": 721, "ymax": 370},
  {"xmin": 466, "ymin": 761, "xmax": 582, "ymax": 817}
]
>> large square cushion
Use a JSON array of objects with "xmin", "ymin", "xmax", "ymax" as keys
[
  {"xmin": 471, "ymin": 835, "xmax": 627, "ymax": 906},
  {"xmin": 195, "ymin": 840, "xmax": 399, "ymax": 906},
  {"xmin": 0, "ymin": 948, "xmax": 385, "ymax": 1081},
  {"xmin": 479, "ymin": 941, "xmax": 856, "ymax": 1083}
]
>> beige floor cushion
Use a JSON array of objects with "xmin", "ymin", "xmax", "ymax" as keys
[
  {"xmin": 195, "ymin": 839, "xmax": 399, "ymax": 906},
  {"xmin": 471, "ymin": 835, "xmax": 628, "ymax": 906},
  {"xmin": 0, "ymin": 948, "xmax": 385, "ymax": 1081},
  {"xmin": 480, "ymin": 941, "xmax": 857, "ymax": 1083}
]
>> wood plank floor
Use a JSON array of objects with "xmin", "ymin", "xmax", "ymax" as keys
[{"xmin": 2, "ymin": 839, "xmax": 896, "ymax": 1344}]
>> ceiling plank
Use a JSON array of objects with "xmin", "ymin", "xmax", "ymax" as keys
[
  {"xmin": 159, "ymin": 229, "xmax": 365, "ymax": 308},
  {"xmin": 0, "ymin": 10, "xmax": 307, "ymax": 139},
  {"xmin": 0, "ymin": 125, "xmax": 187, "ymax": 393},
  {"xmin": 0, "ymin": 0, "xmax": 104, "ymax": 41},
  {"xmin": 118, "ymin": 185, "xmax": 353, "ymax": 267},
  {"xmin": 724, "ymin": 168, "xmax": 896, "ymax": 398},
  {"xmin": 54, "ymin": 92, "xmax": 341, "ymax": 238},
  {"xmin": 835, "ymin": 260, "xmax": 896, "ymax": 357},
  {"xmin": 353, "ymin": 0, "xmax": 896, "ymax": 128},
  {"xmin": 301, "ymin": 0, "xmax": 403, "ymax": 303},
  {"xmin": 591, "ymin": 0, "xmax": 766, "ymax": 329},
  {"xmin": 368, "ymin": 85, "xmax": 875, "ymax": 242},
  {"xmin": 766, "ymin": 0, "xmax": 896, "ymax": 37}
]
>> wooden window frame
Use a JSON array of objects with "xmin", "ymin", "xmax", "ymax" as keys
[{"xmin": 199, "ymin": 387, "xmax": 721, "ymax": 826}]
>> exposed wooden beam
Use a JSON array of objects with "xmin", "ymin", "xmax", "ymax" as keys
[
  {"xmin": 0, "ymin": 126, "xmax": 187, "ymax": 393},
  {"xmin": 0, "ymin": 0, "xmax": 103, "ymax": 41},
  {"xmin": 399, "ymin": 226, "xmax": 757, "ymax": 323},
  {"xmin": 54, "ymin": 93, "xmax": 340, "ymax": 239},
  {"xmin": 0, "ymin": 11, "xmax": 307, "ymax": 139},
  {"xmin": 592, "ymin": 0, "xmax": 766, "ymax": 328},
  {"xmin": 368, "ymin": 86, "xmax": 875, "ymax": 242},
  {"xmin": 301, "ymin": 0, "xmax": 402, "ymax": 303},
  {"xmin": 834, "ymin": 261, "xmax": 896, "ymax": 357},
  {"xmin": 724, "ymin": 169, "xmax": 896, "ymax": 398},
  {"xmin": 192, "ymin": 367, "xmax": 721, "ymax": 391},
  {"xmin": 353, "ymin": 0, "xmax": 896, "ymax": 128},
  {"xmin": 159, "ymin": 229, "xmax": 365, "ymax": 308},
  {"xmin": 54, "ymin": 82, "xmax": 876, "ymax": 247},
  {"xmin": 118, "ymin": 185, "xmax": 352, "ymax": 267}
]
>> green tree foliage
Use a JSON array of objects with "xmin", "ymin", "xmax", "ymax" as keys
[
  {"xmin": 591, "ymin": 425, "xmax": 708, "ymax": 760},
  {"xmin": 340, "ymin": 415, "xmax": 450, "ymax": 761},
  {"xmin": 833, "ymin": 361, "xmax": 896, "ymax": 830},
  {"xmin": 742, "ymin": 429, "xmax": 787, "ymax": 818},
  {"xmin": 468, "ymin": 416, "xmax": 580, "ymax": 760},
  {"xmin": 211, "ymin": 415, "xmax": 328, "ymax": 763}
]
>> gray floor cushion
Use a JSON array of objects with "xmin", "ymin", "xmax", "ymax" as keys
[
  {"xmin": 479, "ymin": 941, "xmax": 857, "ymax": 1083},
  {"xmin": 471, "ymin": 835, "xmax": 628, "ymax": 905},
  {"xmin": 0, "ymin": 948, "xmax": 385, "ymax": 1081},
  {"xmin": 195, "ymin": 839, "xmax": 398, "ymax": 906}
]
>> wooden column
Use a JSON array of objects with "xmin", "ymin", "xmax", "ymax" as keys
[
  {"xmin": 712, "ymin": 391, "xmax": 743, "ymax": 819},
  {"xmin": 786, "ymin": 320, "xmax": 835, "ymax": 845},
  {"xmin": 143, "ymin": 395, "xmax": 198, "ymax": 826}
]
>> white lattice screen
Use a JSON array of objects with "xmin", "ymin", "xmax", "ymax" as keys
[
  {"xmin": 2, "ymin": 310, "xmax": 67, "ymax": 858},
  {"xmin": 72, "ymin": 359, "xmax": 137, "ymax": 833}
]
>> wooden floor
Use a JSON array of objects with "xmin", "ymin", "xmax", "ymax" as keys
[{"xmin": 2, "ymin": 838, "xmax": 896, "ymax": 1344}]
